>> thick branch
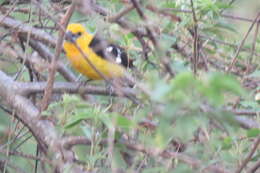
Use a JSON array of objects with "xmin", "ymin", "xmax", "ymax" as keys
[
  {"xmin": 0, "ymin": 14, "xmax": 56, "ymax": 47},
  {"xmin": 0, "ymin": 70, "xmax": 88, "ymax": 173},
  {"xmin": 18, "ymin": 81, "xmax": 135, "ymax": 97}
]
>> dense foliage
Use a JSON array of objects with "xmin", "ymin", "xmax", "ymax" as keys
[{"xmin": 0, "ymin": 0, "xmax": 259, "ymax": 173}]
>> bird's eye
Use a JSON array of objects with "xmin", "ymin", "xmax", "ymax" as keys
[{"xmin": 77, "ymin": 32, "xmax": 82, "ymax": 36}]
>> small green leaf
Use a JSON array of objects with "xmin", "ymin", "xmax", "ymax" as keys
[
  {"xmin": 65, "ymin": 109, "xmax": 95, "ymax": 129},
  {"xmin": 240, "ymin": 101, "xmax": 260, "ymax": 111},
  {"xmin": 99, "ymin": 113, "xmax": 114, "ymax": 130},
  {"xmin": 172, "ymin": 116, "xmax": 204, "ymax": 143},
  {"xmin": 113, "ymin": 113, "xmax": 135, "ymax": 130},
  {"xmin": 65, "ymin": 114, "xmax": 85, "ymax": 129},
  {"xmin": 221, "ymin": 137, "xmax": 232, "ymax": 150},
  {"xmin": 247, "ymin": 128, "xmax": 260, "ymax": 138}
]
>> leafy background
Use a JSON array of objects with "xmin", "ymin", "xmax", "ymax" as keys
[{"xmin": 0, "ymin": 0, "xmax": 259, "ymax": 172}]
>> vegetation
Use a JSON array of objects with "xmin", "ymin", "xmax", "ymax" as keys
[{"xmin": 0, "ymin": 0, "xmax": 259, "ymax": 173}]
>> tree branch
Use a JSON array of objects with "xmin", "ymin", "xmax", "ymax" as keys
[{"xmin": 0, "ymin": 70, "xmax": 88, "ymax": 173}]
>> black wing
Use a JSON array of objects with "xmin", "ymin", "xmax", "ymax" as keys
[{"xmin": 89, "ymin": 34, "xmax": 133, "ymax": 68}]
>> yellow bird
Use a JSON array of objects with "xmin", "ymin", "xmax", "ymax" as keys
[{"xmin": 63, "ymin": 23, "xmax": 133, "ymax": 80}]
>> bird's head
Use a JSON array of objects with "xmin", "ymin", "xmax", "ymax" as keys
[
  {"xmin": 64, "ymin": 23, "xmax": 93, "ymax": 54},
  {"xmin": 64, "ymin": 23, "xmax": 92, "ymax": 44}
]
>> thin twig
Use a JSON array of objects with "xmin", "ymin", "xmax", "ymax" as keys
[
  {"xmin": 0, "ymin": 70, "xmax": 89, "ymax": 173},
  {"xmin": 146, "ymin": 4, "xmax": 181, "ymax": 22},
  {"xmin": 235, "ymin": 137, "xmax": 260, "ymax": 173},
  {"xmin": 108, "ymin": 4, "xmax": 134, "ymax": 23},
  {"xmin": 190, "ymin": 0, "xmax": 199, "ymax": 74},
  {"xmin": 227, "ymin": 12, "xmax": 260, "ymax": 72},
  {"xmin": 40, "ymin": 3, "xmax": 75, "ymax": 111},
  {"xmin": 0, "ymin": 0, "xmax": 19, "ymax": 23},
  {"xmin": 0, "ymin": 149, "xmax": 53, "ymax": 165},
  {"xmin": 246, "ymin": 16, "xmax": 260, "ymax": 74},
  {"xmin": 249, "ymin": 160, "xmax": 260, "ymax": 173},
  {"xmin": 0, "ymin": 14, "xmax": 56, "ymax": 46},
  {"xmin": 130, "ymin": 0, "xmax": 146, "ymax": 19},
  {"xmin": 24, "ymin": 37, "xmax": 77, "ymax": 82},
  {"xmin": 130, "ymin": 0, "xmax": 157, "ymax": 46},
  {"xmin": 61, "ymin": 136, "xmax": 230, "ymax": 173}
]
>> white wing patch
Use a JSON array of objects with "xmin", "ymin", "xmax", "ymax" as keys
[
  {"xmin": 115, "ymin": 47, "xmax": 122, "ymax": 64},
  {"xmin": 116, "ymin": 56, "xmax": 122, "ymax": 64},
  {"xmin": 106, "ymin": 46, "xmax": 113, "ymax": 52},
  {"xmin": 106, "ymin": 45, "xmax": 122, "ymax": 64}
]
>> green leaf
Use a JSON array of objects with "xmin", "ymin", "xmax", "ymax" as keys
[
  {"xmin": 240, "ymin": 101, "xmax": 260, "ymax": 111},
  {"xmin": 172, "ymin": 116, "xmax": 206, "ymax": 143},
  {"xmin": 113, "ymin": 113, "xmax": 136, "ymax": 130},
  {"xmin": 111, "ymin": 148, "xmax": 127, "ymax": 170},
  {"xmin": 151, "ymin": 81, "xmax": 170, "ymax": 102},
  {"xmin": 160, "ymin": 33, "xmax": 177, "ymax": 50},
  {"xmin": 204, "ymin": 73, "xmax": 244, "ymax": 105},
  {"xmin": 247, "ymin": 128, "xmax": 260, "ymax": 138},
  {"xmin": 64, "ymin": 112, "xmax": 87, "ymax": 129},
  {"xmin": 154, "ymin": 120, "xmax": 174, "ymax": 149},
  {"xmin": 99, "ymin": 113, "xmax": 114, "ymax": 130},
  {"xmin": 221, "ymin": 137, "xmax": 233, "ymax": 150},
  {"xmin": 65, "ymin": 108, "xmax": 97, "ymax": 129},
  {"xmin": 214, "ymin": 21, "xmax": 237, "ymax": 33},
  {"xmin": 162, "ymin": 1, "xmax": 176, "ymax": 8}
]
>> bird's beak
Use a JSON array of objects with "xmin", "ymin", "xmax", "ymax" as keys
[{"xmin": 65, "ymin": 31, "xmax": 75, "ymax": 43}]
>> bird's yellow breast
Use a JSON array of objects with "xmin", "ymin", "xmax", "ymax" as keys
[{"xmin": 63, "ymin": 33, "xmax": 125, "ymax": 80}]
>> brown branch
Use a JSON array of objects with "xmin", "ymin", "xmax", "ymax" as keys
[
  {"xmin": 146, "ymin": 4, "xmax": 181, "ymax": 22},
  {"xmin": 234, "ymin": 116, "xmax": 259, "ymax": 129},
  {"xmin": 227, "ymin": 12, "xmax": 260, "ymax": 72},
  {"xmin": 190, "ymin": 0, "xmax": 199, "ymax": 74},
  {"xmin": 161, "ymin": 8, "xmax": 260, "ymax": 24},
  {"xmin": 40, "ymin": 3, "xmax": 75, "ymax": 111},
  {"xmin": 0, "ymin": 14, "xmax": 56, "ymax": 46},
  {"xmin": 0, "ymin": 149, "xmax": 53, "ymax": 165},
  {"xmin": 130, "ymin": 0, "xmax": 157, "ymax": 46},
  {"xmin": 61, "ymin": 136, "xmax": 230, "ymax": 173},
  {"xmin": 131, "ymin": 0, "xmax": 145, "ymax": 19},
  {"xmin": 221, "ymin": 14, "xmax": 260, "ymax": 23},
  {"xmin": 249, "ymin": 159, "xmax": 260, "ymax": 173},
  {"xmin": 62, "ymin": 136, "xmax": 93, "ymax": 150},
  {"xmin": 107, "ymin": 4, "xmax": 135, "ymax": 23},
  {"xmin": 199, "ymin": 34, "xmax": 260, "ymax": 57},
  {"xmin": 78, "ymin": 0, "xmax": 147, "ymax": 37},
  {"xmin": 25, "ymin": 38, "xmax": 77, "ymax": 82},
  {"xmin": 246, "ymin": 17, "xmax": 260, "ymax": 74},
  {"xmin": 229, "ymin": 109, "xmax": 259, "ymax": 116},
  {"xmin": 0, "ymin": 0, "xmax": 19, "ymax": 23},
  {"xmin": 62, "ymin": 136, "xmax": 107, "ymax": 150},
  {"xmin": 235, "ymin": 137, "xmax": 260, "ymax": 173},
  {"xmin": 122, "ymin": 141, "xmax": 230, "ymax": 173},
  {"xmin": 0, "ymin": 70, "xmax": 88, "ymax": 173},
  {"xmin": 18, "ymin": 81, "xmax": 135, "ymax": 97},
  {"xmin": 130, "ymin": 0, "xmax": 176, "ymax": 78}
]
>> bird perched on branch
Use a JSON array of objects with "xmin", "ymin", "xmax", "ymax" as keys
[{"xmin": 63, "ymin": 23, "xmax": 133, "ymax": 80}]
